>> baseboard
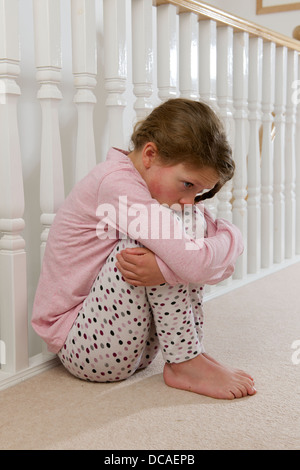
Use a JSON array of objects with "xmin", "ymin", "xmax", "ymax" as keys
[
  {"xmin": 0, "ymin": 353, "xmax": 60, "ymax": 392},
  {"xmin": 204, "ymin": 256, "xmax": 300, "ymax": 303}
]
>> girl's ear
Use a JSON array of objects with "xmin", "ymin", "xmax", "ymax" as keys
[{"xmin": 142, "ymin": 142, "xmax": 159, "ymax": 169}]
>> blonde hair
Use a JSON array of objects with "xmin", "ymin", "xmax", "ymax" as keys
[{"xmin": 130, "ymin": 98, "xmax": 234, "ymax": 201}]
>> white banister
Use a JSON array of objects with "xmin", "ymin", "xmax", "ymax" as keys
[
  {"xmin": 261, "ymin": 41, "xmax": 275, "ymax": 269},
  {"xmin": 132, "ymin": 0, "xmax": 154, "ymax": 119},
  {"xmin": 32, "ymin": 0, "xmax": 65, "ymax": 262},
  {"xmin": 157, "ymin": 3, "xmax": 178, "ymax": 102},
  {"xmin": 103, "ymin": 0, "xmax": 127, "ymax": 148},
  {"xmin": 1, "ymin": 0, "xmax": 300, "ymax": 390},
  {"xmin": 71, "ymin": 0, "xmax": 97, "ymax": 182},
  {"xmin": 179, "ymin": 11, "xmax": 198, "ymax": 100},
  {"xmin": 273, "ymin": 46, "xmax": 287, "ymax": 264},
  {"xmin": 285, "ymin": 50, "xmax": 298, "ymax": 259},
  {"xmin": 232, "ymin": 31, "xmax": 249, "ymax": 279},
  {"xmin": 0, "ymin": 0, "xmax": 29, "ymax": 373},
  {"xmin": 247, "ymin": 37, "xmax": 263, "ymax": 274}
]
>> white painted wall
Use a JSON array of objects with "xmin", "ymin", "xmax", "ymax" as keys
[{"xmin": 203, "ymin": 0, "xmax": 300, "ymax": 38}]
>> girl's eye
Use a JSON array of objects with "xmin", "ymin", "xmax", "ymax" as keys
[{"xmin": 183, "ymin": 182, "xmax": 193, "ymax": 189}]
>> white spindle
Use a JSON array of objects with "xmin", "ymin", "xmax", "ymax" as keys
[
  {"xmin": 0, "ymin": 0, "xmax": 28, "ymax": 373},
  {"xmin": 285, "ymin": 50, "xmax": 298, "ymax": 259},
  {"xmin": 198, "ymin": 19, "xmax": 217, "ymax": 109},
  {"xmin": 33, "ymin": 0, "xmax": 65, "ymax": 262},
  {"xmin": 261, "ymin": 42, "xmax": 275, "ymax": 269},
  {"xmin": 71, "ymin": 0, "xmax": 97, "ymax": 182},
  {"xmin": 232, "ymin": 31, "xmax": 249, "ymax": 279},
  {"xmin": 216, "ymin": 25, "xmax": 234, "ymax": 223},
  {"xmin": 156, "ymin": 3, "xmax": 178, "ymax": 102},
  {"xmin": 179, "ymin": 11, "xmax": 198, "ymax": 100},
  {"xmin": 198, "ymin": 20, "xmax": 218, "ymax": 219},
  {"xmin": 215, "ymin": 25, "xmax": 234, "ymax": 289},
  {"xmin": 296, "ymin": 60, "xmax": 300, "ymax": 255},
  {"xmin": 103, "ymin": 0, "xmax": 127, "ymax": 148},
  {"xmin": 273, "ymin": 46, "xmax": 287, "ymax": 264},
  {"xmin": 247, "ymin": 37, "xmax": 263, "ymax": 274},
  {"xmin": 132, "ymin": 0, "xmax": 153, "ymax": 119}
]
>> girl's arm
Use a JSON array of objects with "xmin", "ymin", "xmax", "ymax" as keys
[
  {"xmin": 98, "ymin": 171, "xmax": 243, "ymax": 286},
  {"xmin": 115, "ymin": 207, "xmax": 238, "ymax": 287}
]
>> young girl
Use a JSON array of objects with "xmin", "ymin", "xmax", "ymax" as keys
[{"xmin": 32, "ymin": 98, "xmax": 256, "ymax": 400}]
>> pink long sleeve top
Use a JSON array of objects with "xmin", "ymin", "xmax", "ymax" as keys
[{"xmin": 32, "ymin": 148, "xmax": 243, "ymax": 353}]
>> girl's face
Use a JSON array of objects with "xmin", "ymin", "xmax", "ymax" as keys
[{"xmin": 135, "ymin": 143, "xmax": 219, "ymax": 209}]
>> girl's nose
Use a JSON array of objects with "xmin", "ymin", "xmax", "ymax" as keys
[{"xmin": 179, "ymin": 196, "xmax": 195, "ymax": 206}]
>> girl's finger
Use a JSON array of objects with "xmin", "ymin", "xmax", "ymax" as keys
[
  {"xmin": 115, "ymin": 262, "xmax": 138, "ymax": 280},
  {"xmin": 116, "ymin": 253, "xmax": 137, "ymax": 269},
  {"xmin": 122, "ymin": 247, "xmax": 150, "ymax": 255},
  {"xmin": 120, "ymin": 251, "xmax": 144, "ymax": 265}
]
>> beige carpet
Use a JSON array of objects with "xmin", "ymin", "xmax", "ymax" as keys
[{"xmin": 1, "ymin": 263, "xmax": 300, "ymax": 450}]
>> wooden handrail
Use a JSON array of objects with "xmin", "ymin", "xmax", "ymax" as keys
[{"xmin": 153, "ymin": 0, "xmax": 300, "ymax": 52}]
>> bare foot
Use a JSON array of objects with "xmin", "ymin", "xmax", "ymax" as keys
[
  {"xmin": 163, "ymin": 353, "xmax": 257, "ymax": 400},
  {"xmin": 202, "ymin": 353, "xmax": 254, "ymax": 383}
]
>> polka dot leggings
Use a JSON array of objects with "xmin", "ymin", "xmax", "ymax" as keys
[{"xmin": 58, "ymin": 207, "xmax": 206, "ymax": 382}]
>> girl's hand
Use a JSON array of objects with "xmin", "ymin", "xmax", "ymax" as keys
[{"xmin": 115, "ymin": 247, "xmax": 166, "ymax": 286}]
